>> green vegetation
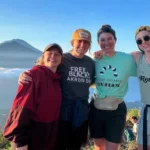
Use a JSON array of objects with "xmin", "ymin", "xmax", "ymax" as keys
[
  {"xmin": 126, "ymin": 109, "xmax": 140, "ymax": 120},
  {"xmin": 0, "ymin": 109, "xmax": 140, "ymax": 150},
  {"xmin": 0, "ymin": 131, "xmax": 10, "ymax": 150}
]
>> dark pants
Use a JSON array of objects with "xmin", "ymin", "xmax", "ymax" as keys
[{"xmin": 55, "ymin": 120, "xmax": 88, "ymax": 150}]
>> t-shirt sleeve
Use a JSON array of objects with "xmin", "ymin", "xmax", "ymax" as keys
[{"xmin": 129, "ymin": 55, "xmax": 137, "ymax": 77}]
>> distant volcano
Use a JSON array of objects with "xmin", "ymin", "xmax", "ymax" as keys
[{"xmin": 0, "ymin": 39, "xmax": 42, "ymax": 68}]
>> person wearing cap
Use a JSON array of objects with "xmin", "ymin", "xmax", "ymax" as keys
[
  {"xmin": 89, "ymin": 25, "xmax": 137, "ymax": 150},
  {"xmin": 55, "ymin": 29, "xmax": 95, "ymax": 150},
  {"xmin": 131, "ymin": 26, "xmax": 150, "ymax": 150},
  {"xmin": 17, "ymin": 29, "xmax": 95, "ymax": 150},
  {"xmin": 3, "ymin": 43, "xmax": 63, "ymax": 150}
]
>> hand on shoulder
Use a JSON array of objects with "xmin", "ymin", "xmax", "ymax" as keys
[
  {"xmin": 93, "ymin": 50, "xmax": 103, "ymax": 59},
  {"xmin": 18, "ymin": 70, "xmax": 32, "ymax": 85}
]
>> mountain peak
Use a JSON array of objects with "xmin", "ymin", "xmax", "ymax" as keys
[
  {"xmin": 0, "ymin": 39, "xmax": 42, "ymax": 68},
  {"xmin": 0, "ymin": 39, "xmax": 41, "ymax": 52}
]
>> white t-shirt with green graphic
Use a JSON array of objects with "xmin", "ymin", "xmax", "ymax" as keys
[{"xmin": 94, "ymin": 52, "xmax": 137, "ymax": 100}]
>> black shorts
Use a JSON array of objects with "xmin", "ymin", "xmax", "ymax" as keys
[{"xmin": 89, "ymin": 100, "xmax": 127, "ymax": 143}]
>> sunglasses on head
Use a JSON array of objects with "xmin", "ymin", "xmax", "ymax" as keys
[{"xmin": 136, "ymin": 35, "xmax": 150, "ymax": 45}]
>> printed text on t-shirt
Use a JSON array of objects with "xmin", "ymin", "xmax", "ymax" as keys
[{"xmin": 67, "ymin": 67, "xmax": 91, "ymax": 83}]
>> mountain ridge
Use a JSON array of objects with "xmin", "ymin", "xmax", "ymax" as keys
[
  {"xmin": 0, "ymin": 39, "xmax": 41, "ymax": 52},
  {"xmin": 0, "ymin": 39, "xmax": 42, "ymax": 68}
]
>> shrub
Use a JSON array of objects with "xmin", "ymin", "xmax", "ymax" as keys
[
  {"xmin": 0, "ymin": 131, "xmax": 11, "ymax": 149},
  {"xmin": 127, "ymin": 109, "xmax": 140, "ymax": 121}
]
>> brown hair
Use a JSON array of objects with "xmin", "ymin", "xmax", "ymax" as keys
[
  {"xmin": 97, "ymin": 24, "xmax": 117, "ymax": 41},
  {"xmin": 131, "ymin": 116, "xmax": 138, "ymax": 120}
]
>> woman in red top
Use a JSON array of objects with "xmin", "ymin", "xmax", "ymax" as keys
[{"xmin": 3, "ymin": 43, "xmax": 63, "ymax": 150}]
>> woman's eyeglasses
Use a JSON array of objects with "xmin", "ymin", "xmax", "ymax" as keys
[{"xmin": 136, "ymin": 35, "xmax": 150, "ymax": 45}]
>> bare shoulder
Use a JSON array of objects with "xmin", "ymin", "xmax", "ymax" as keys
[{"xmin": 130, "ymin": 51, "xmax": 141, "ymax": 64}]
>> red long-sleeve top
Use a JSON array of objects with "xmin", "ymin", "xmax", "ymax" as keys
[{"xmin": 3, "ymin": 65, "xmax": 62, "ymax": 150}]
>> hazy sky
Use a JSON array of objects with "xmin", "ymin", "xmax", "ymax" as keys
[{"xmin": 0, "ymin": 0, "xmax": 149, "ymax": 54}]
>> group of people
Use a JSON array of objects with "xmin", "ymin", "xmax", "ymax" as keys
[{"xmin": 2, "ymin": 25, "xmax": 150, "ymax": 150}]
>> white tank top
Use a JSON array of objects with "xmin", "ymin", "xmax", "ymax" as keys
[{"xmin": 137, "ymin": 53, "xmax": 150, "ymax": 105}]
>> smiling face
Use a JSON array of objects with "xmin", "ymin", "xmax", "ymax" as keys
[
  {"xmin": 43, "ymin": 48, "xmax": 62, "ymax": 69},
  {"xmin": 98, "ymin": 32, "xmax": 116, "ymax": 53},
  {"xmin": 136, "ymin": 30, "xmax": 150, "ymax": 53},
  {"xmin": 71, "ymin": 39, "xmax": 90, "ymax": 58}
]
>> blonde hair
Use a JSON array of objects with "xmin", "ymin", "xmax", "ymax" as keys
[
  {"xmin": 35, "ymin": 55, "xmax": 44, "ymax": 65},
  {"xmin": 135, "ymin": 26, "xmax": 150, "ymax": 36}
]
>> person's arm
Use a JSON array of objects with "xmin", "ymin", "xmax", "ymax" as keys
[
  {"xmin": 130, "ymin": 51, "xmax": 141, "ymax": 65},
  {"xmin": 16, "ymin": 145, "xmax": 28, "ymax": 150},
  {"xmin": 90, "ymin": 60, "xmax": 96, "ymax": 88},
  {"xmin": 90, "ymin": 84, "xmax": 95, "ymax": 88},
  {"xmin": 93, "ymin": 50, "xmax": 103, "ymax": 59},
  {"xmin": 128, "ymin": 53, "xmax": 138, "ymax": 77},
  {"xmin": 3, "ymin": 73, "xmax": 36, "ymax": 148},
  {"xmin": 18, "ymin": 71, "xmax": 32, "ymax": 84}
]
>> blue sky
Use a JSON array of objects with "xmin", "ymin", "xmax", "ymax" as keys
[{"xmin": 0, "ymin": 0, "xmax": 149, "ymax": 54}]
